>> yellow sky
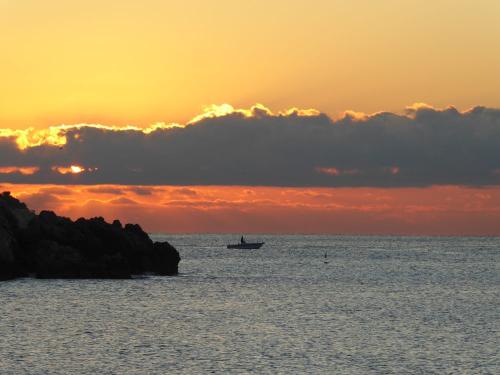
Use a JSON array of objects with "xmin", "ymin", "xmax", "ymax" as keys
[{"xmin": 1, "ymin": 0, "xmax": 499, "ymax": 129}]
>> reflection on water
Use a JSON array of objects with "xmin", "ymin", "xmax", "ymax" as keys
[{"xmin": 0, "ymin": 235, "xmax": 498, "ymax": 374}]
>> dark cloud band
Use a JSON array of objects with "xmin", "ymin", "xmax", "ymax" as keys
[{"xmin": 1, "ymin": 104, "xmax": 500, "ymax": 187}]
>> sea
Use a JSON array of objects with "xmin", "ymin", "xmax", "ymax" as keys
[{"xmin": 0, "ymin": 235, "xmax": 498, "ymax": 374}]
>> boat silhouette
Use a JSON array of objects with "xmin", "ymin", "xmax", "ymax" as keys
[{"xmin": 227, "ymin": 236, "xmax": 264, "ymax": 249}]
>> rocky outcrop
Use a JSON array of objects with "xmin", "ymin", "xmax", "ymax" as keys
[
  {"xmin": 0, "ymin": 196, "xmax": 23, "ymax": 280},
  {"xmin": 0, "ymin": 224, "xmax": 18, "ymax": 280},
  {"xmin": 0, "ymin": 191, "xmax": 180, "ymax": 280}
]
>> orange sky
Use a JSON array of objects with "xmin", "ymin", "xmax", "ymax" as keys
[
  {"xmin": 1, "ymin": 2, "xmax": 500, "ymax": 235},
  {"xmin": 1, "ymin": 0, "xmax": 500, "ymax": 128},
  {"xmin": 3, "ymin": 184, "xmax": 500, "ymax": 236}
]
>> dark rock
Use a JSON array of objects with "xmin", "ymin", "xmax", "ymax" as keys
[
  {"xmin": 0, "ymin": 191, "xmax": 180, "ymax": 280},
  {"xmin": 34, "ymin": 240, "xmax": 85, "ymax": 279},
  {"xmin": 0, "ymin": 193, "xmax": 28, "ymax": 280},
  {"xmin": 152, "ymin": 242, "xmax": 181, "ymax": 276},
  {"xmin": 0, "ymin": 225, "xmax": 19, "ymax": 280}
]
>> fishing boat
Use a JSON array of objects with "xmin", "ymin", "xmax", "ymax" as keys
[{"xmin": 227, "ymin": 236, "xmax": 264, "ymax": 249}]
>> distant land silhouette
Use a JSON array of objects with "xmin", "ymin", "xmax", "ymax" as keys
[{"xmin": 0, "ymin": 192, "xmax": 180, "ymax": 281}]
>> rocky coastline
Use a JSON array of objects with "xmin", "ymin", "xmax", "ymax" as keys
[{"xmin": 0, "ymin": 191, "xmax": 180, "ymax": 281}]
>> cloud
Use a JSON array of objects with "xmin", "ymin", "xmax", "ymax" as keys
[
  {"xmin": 37, "ymin": 187, "xmax": 76, "ymax": 196},
  {"xmin": 17, "ymin": 191, "xmax": 70, "ymax": 211},
  {"xmin": 170, "ymin": 188, "xmax": 198, "ymax": 197},
  {"xmin": 86, "ymin": 186, "xmax": 125, "ymax": 195},
  {"xmin": 1, "ymin": 104, "xmax": 500, "ymax": 187},
  {"xmin": 0, "ymin": 166, "xmax": 39, "ymax": 175},
  {"xmin": 4, "ymin": 183, "xmax": 500, "ymax": 235},
  {"xmin": 127, "ymin": 186, "xmax": 157, "ymax": 196},
  {"xmin": 108, "ymin": 197, "xmax": 138, "ymax": 205}
]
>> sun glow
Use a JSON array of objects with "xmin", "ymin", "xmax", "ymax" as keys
[
  {"xmin": 279, "ymin": 108, "xmax": 320, "ymax": 117},
  {"xmin": 0, "ymin": 103, "xmax": 483, "ymax": 153},
  {"xmin": 188, "ymin": 103, "xmax": 318, "ymax": 124},
  {"xmin": 52, "ymin": 165, "xmax": 87, "ymax": 175},
  {"xmin": 0, "ymin": 127, "xmax": 67, "ymax": 150},
  {"xmin": 70, "ymin": 165, "xmax": 84, "ymax": 174},
  {"xmin": 1, "ymin": 104, "xmax": 321, "ymax": 150},
  {"xmin": 0, "ymin": 166, "xmax": 39, "ymax": 175},
  {"xmin": 0, "ymin": 123, "xmax": 183, "ymax": 151}
]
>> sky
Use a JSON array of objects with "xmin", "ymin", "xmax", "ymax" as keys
[{"xmin": 1, "ymin": 0, "xmax": 500, "ymax": 235}]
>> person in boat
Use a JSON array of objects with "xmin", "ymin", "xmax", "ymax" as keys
[{"xmin": 240, "ymin": 236, "xmax": 246, "ymax": 244}]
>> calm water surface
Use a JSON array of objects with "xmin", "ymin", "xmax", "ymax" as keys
[{"xmin": 0, "ymin": 235, "xmax": 499, "ymax": 374}]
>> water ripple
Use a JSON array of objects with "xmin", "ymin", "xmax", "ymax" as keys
[{"xmin": 0, "ymin": 235, "xmax": 498, "ymax": 374}]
